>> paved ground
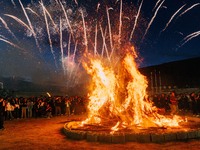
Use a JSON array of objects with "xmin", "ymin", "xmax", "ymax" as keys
[{"xmin": 0, "ymin": 115, "xmax": 200, "ymax": 150}]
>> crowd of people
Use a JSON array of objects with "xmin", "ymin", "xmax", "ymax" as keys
[
  {"xmin": 151, "ymin": 91, "xmax": 200, "ymax": 116},
  {"xmin": 0, "ymin": 95, "xmax": 88, "ymax": 130},
  {"xmin": 1, "ymin": 91, "xmax": 200, "ymax": 130}
]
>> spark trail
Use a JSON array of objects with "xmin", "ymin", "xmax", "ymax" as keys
[
  {"xmin": 161, "ymin": 4, "xmax": 186, "ymax": 33},
  {"xmin": 4, "ymin": 14, "xmax": 32, "ymax": 32},
  {"xmin": 11, "ymin": 0, "xmax": 16, "ymax": 7},
  {"xmin": 177, "ymin": 3, "xmax": 200, "ymax": 18},
  {"xmin": 74, "ymin": 0, "xmax": 78, "ymax": 5},
  {"xmin": 118, "ymin": 0, "xmax": 123, "ymax": 45},
  {"xmin": 153, "ymin": 0, "xmax": 162, "ymax": 12},
  {"xmin": 18, "ymin": 0, "xmax": 41, "ymax": 52},
  {"xmin": 0, "ymin": 37, "xmax": 22, "ymax": 50},
  {"xmin": 73, "ymin": 41, "xmax": 78, "ymax": 63},
  {"xmin": 25, "ymin": 7, "xmax": 39, "ymax": 17},
  {"xmin": 60, "ymin": 1, "xmax": 75, "ymax": 41},
  {"xmin": 60, "ymin": 17, "xmax": 65, "ymax": 74},
  {"xmin": 129, "ymin": 0, "xmax": 143, "ymax": 41},
  {"xmin": 96, "ymin": 3, "xmax": 100, "ymax": 12},
  {"xmin": 80, "ymin": 9, "xmax": 88, "ymax": 53},
  {"xmin": 0, "ymin": 17, "xmax": 18, "ymax": 41},
  {"xmin": 142, "ymin": 0, "xmax": 165, "ymax": 41},
  {"xmin": 94, "ymin": 23, "xmax": 98, "ymax": 55},
  {"xmin": 0, "ymin": 35, "xmax": 7, "ymax": 39},
  {"xmin": 179, "ymin": 30, "xmax": 200, "ymax": 48},
  {"xmin": 100, "ymin": 25, "xmax": 110, "ymax": 60},
  {"xmin": 68, "ymin": 34, "xmax": 71, "ymax": 60},
  {"xmin": 42, "ymin": 4, "xmax": 59, "ymax": 34},
  {"xmin": 106, "ymin": 7, "xmax": 114, "ymax": 58},
  {"xmin": 54, "ymin": 0, "xmax": 59, "ymax": 4},
  {"xmin": 41, "ymin": 1, "xmax": 57, "ymax": 68}
]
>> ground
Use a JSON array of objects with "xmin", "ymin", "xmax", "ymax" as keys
[{"xmin": 0, "ymin": 115, "xmax": 200, "ymax": 150}]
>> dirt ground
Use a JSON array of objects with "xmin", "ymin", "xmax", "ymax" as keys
[{"xmin": 0, "ymin": 115, "xmax": 200, "ymax": 150}]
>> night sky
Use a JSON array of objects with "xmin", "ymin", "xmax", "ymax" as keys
[{"xmin": 0, "ymin": 0, "xmax": 200, "ymax": 84}]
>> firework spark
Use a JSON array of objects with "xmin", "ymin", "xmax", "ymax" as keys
[
  {"xmin": 59, "ymin": 1, "xmax": 75, "ymax": 41},
  {"xmin": 118, "ymin": 0, "xmax": 123, "ymax": 44},
  {"xmin": 100, "ymin": 25, "xmax": 109, "ymax": 58},
  {"xmin": 68, "ymin": 34, "xmax": 71, "ymax": 60},
  {"xmin": 4, "ymin": 14, "xmax": 31, "ymax": 32},
  {"xmin": 0, "ymin": 17, "xmax": 18, "ymax": 41},
  {"xmin": 0, "ymin": 37, "xmax": 22, "ymax": 50},
  {"xmin": 25, "ymin": 7, "xmax": 40, "ymax": 17},
  {"xmin": 160, "ymin": 4, "xmax": 186, "ymax": 33},
  {"xmin": 129, "ymin": 0, "xmax": 143, "ymax": 41},
  {"xmin": 177, "ymin": 3, "xmax": 200, "ymax": 18},
  {"xmin": 80, "ymin": 9, "xmax": 88, "ymax": 52},
  {"xmin": 153, "ymin": 0, "xmax": 162, "ymax": 12},
  {"xmin": 41, "ymin": 3, "xmax": 59, "ymax": 34},
  {"xmin": 96, "ymin": 3, "xmax": 100, "ymax": 12},
  {"xmin": 18, "ymin": 0, "xmax": 41, "ymax": 51},
  {"xmin": 142, "ymin": 0, "xmax": 165, "ymax": 41},
  {"xmin": 10, "ymin": 0, "xmax": 16, "ymax": 7},
  {"xmin": 74, "ymin": 0, "xmax": 78, "ymax": 5},
  {"xmin": 94, "ymin": 23, "xmax": 98, "ymax": 55},
  {"xmin": 106, "ymin": 7, "xmax": 114, "ymax": 58},
  {"xmin": 60, "ymin": 17, "xmax": 65, "ymax": 74},
  {"xmin": 179, "ymin": 30, "xmax": 200, "ymax": 48},
  {"xmin": 40, "ymin": 1, "xmax": 57, "ymax": 67}
]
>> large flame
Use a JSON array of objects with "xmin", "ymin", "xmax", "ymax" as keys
[{"xmin": 82, "ymin": 46, "xmax": 183, "ymax": 132}]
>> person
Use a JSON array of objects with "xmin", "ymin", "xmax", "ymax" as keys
[
  {"xmin": 27, "ymin": 100, "xmax": 33, "ymax": 118},
  {"xmin": 55, "ymin": 97, "xmax": 61, "ymax": 116},
  {"xmin": 190, "ymin": 92, "xmax": 198, "ymax": 116},
  {"xmin": 5, "ymin": 101, "xmax": 14, "ymax": 120},
  {"xmin": 197, "ymin": 92, "xmax": 200, "ymax": 116},
  {"xmin": 65, "ymin": 99, "xmax": 71, "ymax": 116},
  {"xmin": 45, "ymin": 103, "xmax": 52, "ymax": 119},
  {"xmin": 14, "ymin": 98, "xmax": 20, "ymax": 119},
  {"xmin": 0, "ymin": 97, "xmax": 5, "ymax": 130},
  {"xmin": 170, "ymin": 91, "xmax": 178, "ymax": 115},
  {"xmin": 61, "ymin": 97, "xmax": 66, "ymax": 115},
  {"xmin": 21, "ymin": 98, "xmax": 27, "ymax": 119}
]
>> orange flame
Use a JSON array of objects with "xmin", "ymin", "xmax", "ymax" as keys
[{"xmin": 82, "ymin": 46, "xmax": 183, "ymax": 132}]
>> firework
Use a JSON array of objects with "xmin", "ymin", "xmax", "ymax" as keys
[
  {"xmin": 142, "ymin": 0, "xmax": 165, "ymax": 41},
  {"xmin": 106, "ymin": 7, "xmax": 114, "ymax": 58},
  {"xmin": 178, "ymin": 3, "xmax": 200, "ymax": 18},
  {"xmin": 161, "ymin": 4, "xmax": 186, "ymax": 33},
  {"xmin": 180, "ymin": 30, "xmax": 200, "ymax": 48},
  {"xmin": 129, "ymin": 0, "xmax": 143, "ymax": 41},
  {"xmin": 0, "ymin": 37, "xmax": 22, "ymax": 50},
  {"xmin": 0, "ymin": 17, "xmax": 18, "ymax": 41},
  {"xmin": 19, "ymin": 0, "xmax": 41, "ymax": 51},
  {"xmin": 0, "ymin": 0, "xmax": 199, "ymax": 91},
  {"xmin": 25, "ymin": 7, "xmax": 40, "ymax": 17}
]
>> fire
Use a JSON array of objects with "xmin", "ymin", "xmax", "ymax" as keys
[{"xmin": 82, "ymin": 46, "xmax": 183, "ymax": 132}]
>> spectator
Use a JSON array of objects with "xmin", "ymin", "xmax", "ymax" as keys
[
  {"xmin": 14, "ymin": 98, "xmax": 20, "ymax": 119},
  {"xmin": 61, "ymin": 97, "xmax": 66, "ymax": 115},
  {"xmin": 170, "ymin": 91, "xmax": 178, "ymax": 115},
  {"xmin": 0, "ymin": 97, "xmax": 5, "ymax": 130},
  {"xmin": 27, "ymin": 100, "xmax": 33, "ymax": 118},
  {"xmin": 190, "ymin": 92, "xmax": 198, "ymax": 116},
  {"xmin": 5, "ymin": 101, "xmax": 14, "ymax": 120},
  {"xmin": 65, "ymin": 99, "xmax": 71, "ymax": 116},
  {"xmin": 196, "ymin": 92, "xmax": 200, "ymax": 116},
  {"xmin": 45, "ymin": 103, "xmax": 52, "ymax": 119},
  {"xmin": 21, "ymin": 98, "xmax": 27, "ymax": 119},
  {"xmin": 55, "ymin": 97, "xmax": 61, "ymax": 116}
]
